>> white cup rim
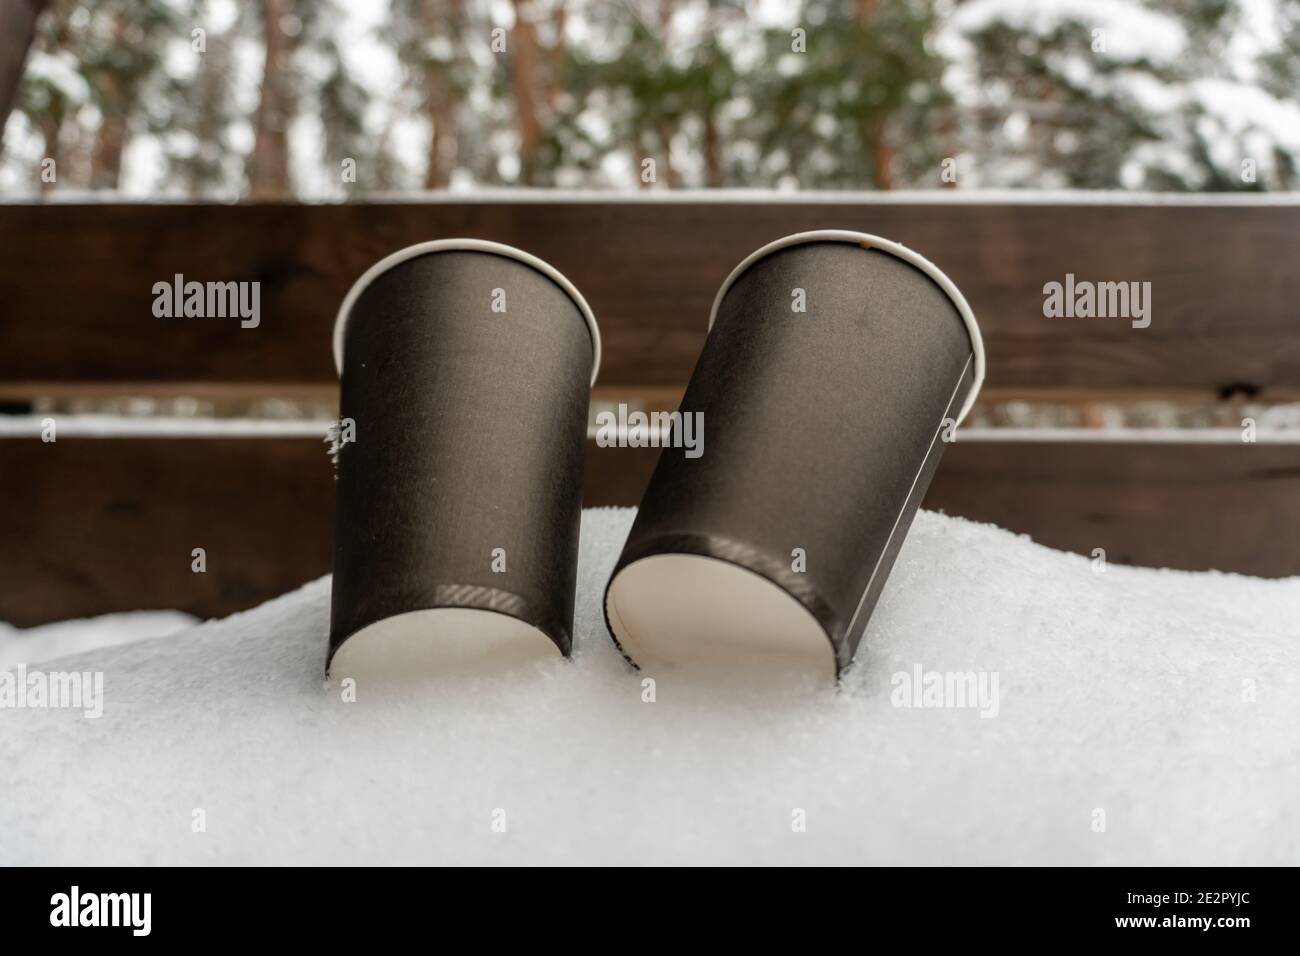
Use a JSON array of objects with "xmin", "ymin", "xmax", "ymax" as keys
[{"xmin": 333, "ymin": 238, "xmax": 602, "ymax": 386}]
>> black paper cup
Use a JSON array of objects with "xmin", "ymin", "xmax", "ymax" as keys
[
  {"xmin": 327, "ymin": 239, "xmax": 600, "ymax": 679},
  {"xmin": 604, "ymin": 230, "xmax": 984, "ymax": 682}
]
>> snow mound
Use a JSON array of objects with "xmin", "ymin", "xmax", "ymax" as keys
[
  {"xmin": 0, "ymin": 610, "xmax": 198, "ymax": 669},
  {"xmin": 3, "ymin": 508, "xmax": 1298, "ymax": 865}
]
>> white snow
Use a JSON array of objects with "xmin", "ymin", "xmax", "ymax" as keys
[
  {"xmin": 1193, "ymin": 78, "xmax": 1300, "ymax": 155},
  {"xmin": 0, "ymin": 610, "xmax": 197, "ymax": 669},
  {"xmin": 934, "ymin": 0, "xmax": 1300, "ymax": 189},
  {"xmin": 21, "ymin": 51, "xmax": 91, "ymax": 104},
  {"xmin": 3, "ymin": 507, "xmax": 1298, "ymax": 865},
  {"xmin": 948, "ymin": 0, "xmax": 1189, "ymax": 63}
]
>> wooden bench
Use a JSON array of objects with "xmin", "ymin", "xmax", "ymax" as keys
[{"xmin": 1, "ymin": 195, "xmax": 1297, "ymax": 624}]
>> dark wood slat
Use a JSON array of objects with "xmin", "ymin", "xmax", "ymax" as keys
[
  {"xmin": 0, "ymin": 435, "xmax": 335, "ymax": 627},
  {"xmin": 1, "ymin": 200, "xmax": 1298, "ymax": 391},
  {"xmin": 928, "ymin": 440, "xmax": 1300, "ymax": 577},
  {"xmin": 1, "ymin": 435, "xmax": 1295, "ymax": 626}
]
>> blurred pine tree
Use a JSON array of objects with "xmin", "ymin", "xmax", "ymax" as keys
[{"xmin": 2, "ymin": 0, "xmax": 1297, "ymax": 195}]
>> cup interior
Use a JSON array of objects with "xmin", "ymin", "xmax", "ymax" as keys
[
  {"xmin": 605, "ymin": 553, "xmax": 836, "ymax": 683},
  {"xmin": 329, "ymin": 607, "xmax": 560, "ymax": 682}
]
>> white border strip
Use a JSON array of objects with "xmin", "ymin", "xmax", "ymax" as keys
[
  {"xmin": 4, "ymin": 417, "xmax": 1295, "ymax": 444},
  {"xmin": 355, "ymin": 189, "xmax": 1300, "ymax": 207},
  {"xmin": 5, "ymin": 416, "xmax": 1294, "ymax": 447},
  {"xmin": 0, "ymin": 416, "xmax": 335, "ymax": 438},
  {"xmin": 955, "ymin": 427, "xmax": 1300, "ymax": 444},
  {"xmin": 332, "ymin": 238, "xmax": 602, "ymax": 385},
  {"xmin": 24, "ymin": 189, "xmax": 1300, "ymax": 207},
  {"xmin": 708, "ymin": 229, "xmax": 985, "ymax": 425}
]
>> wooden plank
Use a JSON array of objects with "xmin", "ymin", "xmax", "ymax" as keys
[
  {"xmin": 0, "ymin": 436, "xmax": 335, "ymax": 627},
  {"xmin": 927, "ymin": 440, "xmax": 1300, "ymax": 577},
  {"xmin": 2, "ymin": 199, "xmax": 1298, "ymax": 391},
  {"xmin": 1, "ymin": 434, "xmax": 1295, "ymax": 626}
]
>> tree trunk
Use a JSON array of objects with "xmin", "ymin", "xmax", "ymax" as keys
[
  {"xmin": 544, "ymin": 0, "xmax": 565, "ymax": 108},
  {"xmin": 35, "ymin": 102, "xmax": 60, "ymax": 194},
  {"xmin": 89, "ymin": 103, "xmax": 125, "ymax": 188},
  {"xmin": 0, "ymin": 0, "xmax": 48, "ymax": 159},
  {"xmin": 186, "ymin": 27, "xmax": 228, "ymax": 197},
  {"xmin": 420, "ymin": 0, "xmax": 463, "ymax": 190},
  {"xmin": 90, "ymin": 18, "xmax": 127, "ymax": 191},
  {"xmin": 511, "ymin": 0, "xmax": 541, "ymax": 185},
  {"xmin": 856, "ymin": 0, "xmax": 893, "ymax": 189},
  {"xmin": 422, "ymin": 69, "xmax": 451, "ymax": 190},
  {"xmin": 655, "ymin": 121, "xmax": 680, "ymax": 188},
  {"xmin": 703, "ymin": 108, "xmax": 723, "ymax": 187},
  {"xmin": 865, "ymin": 116, "xmax": 893, "ymax": 189},
  {"xmin": 248, "ymin": 0, "xmax": 295, "ymax": 199},
  {"xmin": 657, "ymin": 0, "xmax": 673, "ymax": 31}
]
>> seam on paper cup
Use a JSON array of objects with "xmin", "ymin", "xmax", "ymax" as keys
[
  {"xmin": 333, "ymin": 238, "xmax": 602, "ymax": 386},
  {"xmin": 707, "ymin": 229, "xmax": 985, "ymax": 425}
]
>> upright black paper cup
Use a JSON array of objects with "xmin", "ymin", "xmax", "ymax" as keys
[
  {"xmin": 604, "ymin": 230, "xmax": 984, "ymax": 682},
  {"xmin": 327, "ymin": 239, "xmax": 600, "ymax": 679}
]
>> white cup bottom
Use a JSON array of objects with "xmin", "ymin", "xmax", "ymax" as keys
[
  {"xmin": 606, "ymin": 553, "xmax": 835, "ymax": 684},
  {"xmin": 329, "ymin": 607, "xmax": 559, "ymax": 682}
]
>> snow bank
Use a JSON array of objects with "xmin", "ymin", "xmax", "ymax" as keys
[
  {"xmin": 3, "ymin": 508, "xmax": 1297, "ymax": 865},
  {"xmin": 0, "ymin": 611, "xmax": 197, "ymax": 669}
]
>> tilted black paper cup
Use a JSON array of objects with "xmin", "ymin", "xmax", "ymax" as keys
[
  {"xmin": 604, "ymin": 231, "xmax": 984, "ymax": 682},
  {"xmin": 328, "ymin": 240, "xmax": 600, "ymax": 679}
]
